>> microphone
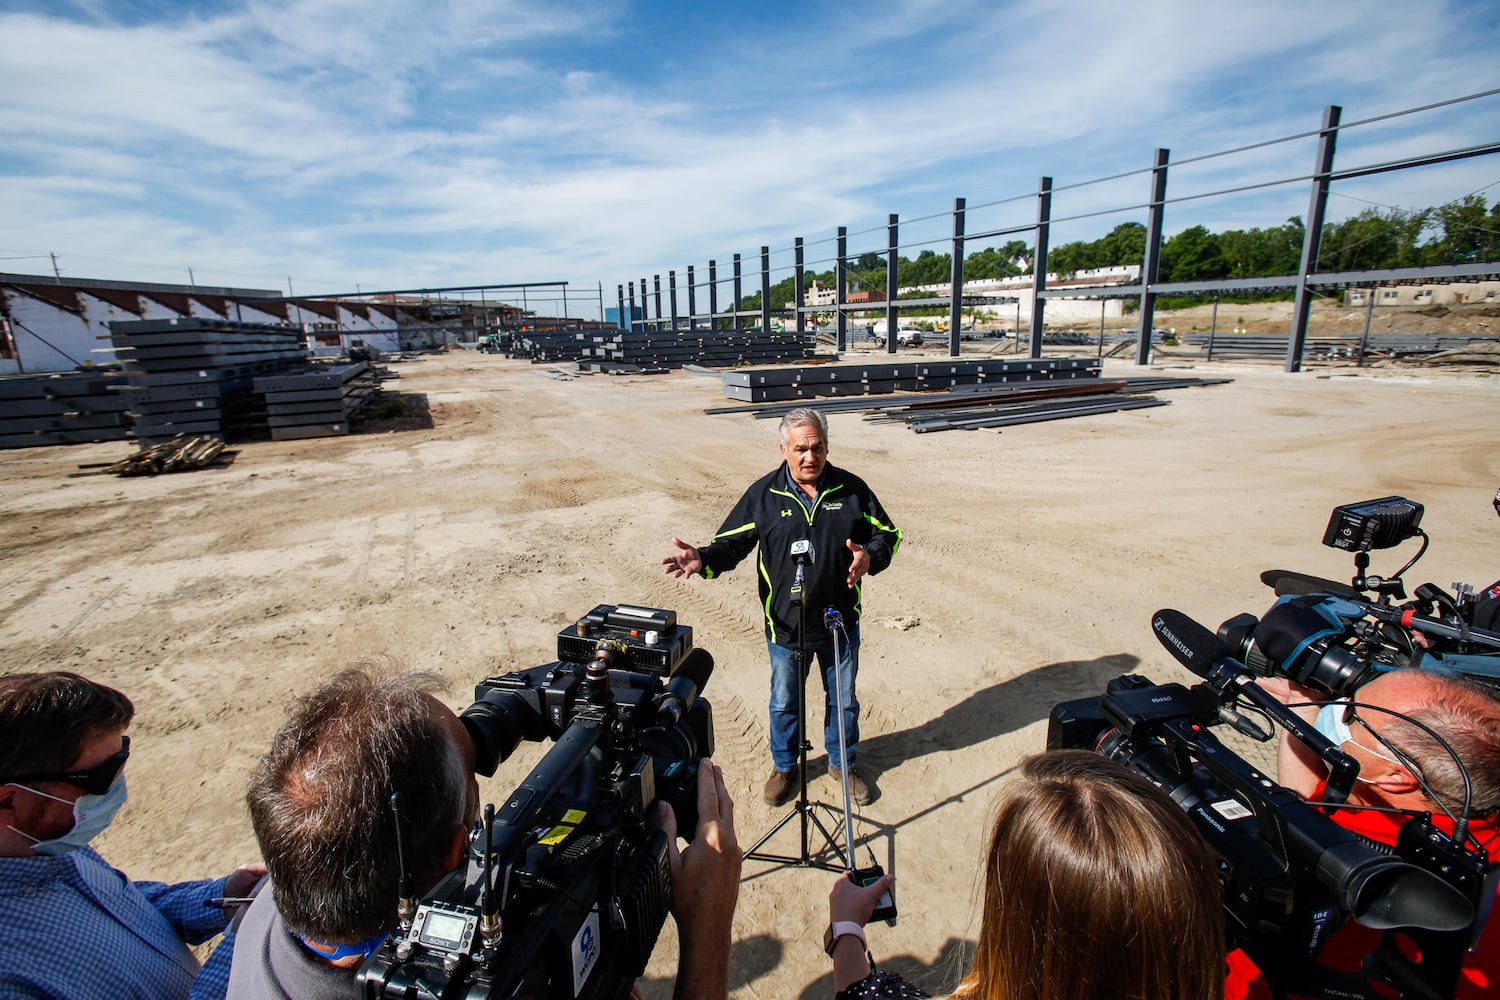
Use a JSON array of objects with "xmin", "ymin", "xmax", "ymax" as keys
[
  {"xmin": 657, "ymin": 648, "xmax": 714, "ymax": 729},
  {"xmin": 1152, "ymin": 608, "xmax": 1359, "ymax": 802},
  {"xmin": 790, "ymin": 539, "xmax": 814, "ymax": 605},
  {"xmin": 1151, "ymin": 609, "xmax": 1245, "ymax": 692}
]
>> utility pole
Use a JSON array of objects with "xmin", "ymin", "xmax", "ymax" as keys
[
  {"xmin": 188, "ymin": 267, "xmax": 196, "ymax": 289},
  {"xmin": 50, "ymin": 252, "xmax": 62, "ymax": 282}
]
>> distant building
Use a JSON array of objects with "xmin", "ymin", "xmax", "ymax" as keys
[{"xmin": 0, "ymin": 273, "xmax": 399, "ymax": 375}]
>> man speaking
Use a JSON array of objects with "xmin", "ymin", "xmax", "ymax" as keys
[{"xmin": 663, "ymin": 408, "xmax": 901, "ymax": 806}]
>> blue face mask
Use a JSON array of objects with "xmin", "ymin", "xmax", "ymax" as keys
[
  {"xmin": 7, "ymin": 774, "xmax": 128, "ymax": 856},
  {"xmin": 1313, "ymin": 700, "xmax": 1401, "ymax": 772},
  {"xmin": 1313, "ymin": 700, "xmax": 1354, "ymax": 745}
]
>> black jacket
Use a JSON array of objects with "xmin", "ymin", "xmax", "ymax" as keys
[{"xmin": 698, "ymin": 463, "xmax": 901, "ymax": 646}]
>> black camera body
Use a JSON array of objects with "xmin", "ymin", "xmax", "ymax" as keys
[
  {"xmin": 1049, "ymin": 669, "xmax": 1486, "ymax": 1000},
  {"xmin": 1224, "ymin": 497, "xmax": 1500, "ymax": 697},
  {"xmin": 358, "ymin": 606, "xmax": 714, "ymax": 1000}
]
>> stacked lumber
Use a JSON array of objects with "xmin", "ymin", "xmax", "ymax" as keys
[{"xmin": 104, "ymin": 435, "xmax": 228, "ymax": 476}]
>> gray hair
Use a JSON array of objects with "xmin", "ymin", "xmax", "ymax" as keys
[
  {"xmin": 1380, "ymin": 672, "xmax": 1500, "ymax": 814},
  {"xmin": 247, "ymin": 662, "xmax": 467, "ymax": 940},
  {"xmin": 778, "ymin": 407, "xmax": 827, "ymax": 446}
]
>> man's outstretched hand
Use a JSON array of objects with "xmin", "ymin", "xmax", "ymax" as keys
[{"xmin": 662, "ymin": 537, "xmax": 704, "ymax": 579}]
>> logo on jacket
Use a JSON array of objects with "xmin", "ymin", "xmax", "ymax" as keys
[{"xmin": 780, "ymin": 509, "xmax": 793, "ymax": 517}]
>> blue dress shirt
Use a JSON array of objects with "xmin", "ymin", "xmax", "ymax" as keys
[{"xmin": 0, "ymin": 846, "xmax": 230, "ymax": 999}]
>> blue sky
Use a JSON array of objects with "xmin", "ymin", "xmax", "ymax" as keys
[{"xmin": 2, "ymin": 0, "xmax": 1498, "ymax": 318}]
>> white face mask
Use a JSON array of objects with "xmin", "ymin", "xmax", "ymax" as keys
[{"xmin": 7, "ymin": 774, "xmax": 128, "ymax": 855}]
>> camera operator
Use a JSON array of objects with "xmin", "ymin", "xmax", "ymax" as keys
[
  {"xmin": 0, "ymin": 671, "xmax": 264, "ymax": 1000},
  {"xmin": 825, "ymin": 751, "xmax": 1227, "ymax": 1000},
  {"xmin": 227, "ymin": 664, "xmax": 740, "ymax": 1000},
  {"xmin": 1252, "ymin": 668, "xmax": 1500, "ymax": 999}
]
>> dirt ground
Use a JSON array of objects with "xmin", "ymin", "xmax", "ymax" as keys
[{"xmin": 2, "ymin": 348, "xmax": 1498, "ymax": 999}]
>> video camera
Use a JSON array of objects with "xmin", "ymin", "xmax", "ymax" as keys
[
  {"xmin": 1049, "ymin": 609, "xmax": 1492, "ymax": 999},
  {"xmin": 358, "ymin": 604, "xmax": 713, "ymax": 1000},
  {"xmin": 1216, "ymin": 496, "xmax": 1500, "ymax": 697}
]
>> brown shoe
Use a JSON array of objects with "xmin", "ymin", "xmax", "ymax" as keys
[
  {"xmin": 763, "ymin": 769, "xmax": 798, "ymax": 805},
  {"xmin": 830, "ymin": 766, "xmax": 875, "ymax": 806}
]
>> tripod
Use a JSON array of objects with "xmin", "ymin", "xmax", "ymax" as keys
[{"xmin": 745, "ymin": 548, "xmax": 850, "ymax": 871}]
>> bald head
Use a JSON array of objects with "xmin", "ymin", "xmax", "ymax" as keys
[{"xmin": 1357, "ymin": 670, "xmax": 1500, "ymax": 814}]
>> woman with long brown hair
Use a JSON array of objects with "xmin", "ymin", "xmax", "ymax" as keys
[{"xmin": 829, "ymin": 750, "xmax": 1226, "ymax": 1000}]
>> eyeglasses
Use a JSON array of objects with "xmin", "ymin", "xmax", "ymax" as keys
[
  {"xmin": 2, "ymin": 736, "xmax": 130, "ymax": 796},
  {"xmin": 1340, "ymin": 706, "xmax": 1414, "ymax": 773}
]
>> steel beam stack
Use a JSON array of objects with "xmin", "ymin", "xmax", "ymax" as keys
[
  {"xmin": 109, "ymin": 318, "xmax": 309, "ymax": 443},
  {"xmin": 509, "ymin": 327, "xmax": 820, "ymax": 369},
  {"xmin": 253, "ymin": 362, "xmax": 378, "ymax": 440},
  {"xmin": 0, "ymin": 370, "xmax": 131, "ymax": 449},
  {"xmin": 719, "ymin": 357, "xmax": 1099, "ymax": 403}
]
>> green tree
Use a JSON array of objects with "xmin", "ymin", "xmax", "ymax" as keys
[
  {"xmin": 1428, "ymin": 195, "xmax": 1497, "ymax": 263},
  {"xmin": 1160, "ymin": 225, "xmax": 1228, "ymax": 281},
  {"xmin": 1318, "ymin": 207, "xmax": 1428, "ymax": 271}
]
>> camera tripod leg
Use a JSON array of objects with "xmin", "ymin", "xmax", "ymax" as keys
[{"xmin": 745, "ymin": 598, "xmax": 851, "ymax": 872}]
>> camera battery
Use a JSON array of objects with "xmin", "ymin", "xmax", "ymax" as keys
[{"xmin": 557, "ymin": 604, "xmax": 692, "ymax": 676}]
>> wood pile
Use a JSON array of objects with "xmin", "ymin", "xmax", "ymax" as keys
[{"xmin": 105, "ymin": 435, "xmax": 230, "ymax": 476}]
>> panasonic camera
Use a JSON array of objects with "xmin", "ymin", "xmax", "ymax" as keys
[
  {"xmin": 357, "ymin": 604, "xmax": 713, "ymax": 1000},
  {"xmin": 1050, "ymin": 600, "xmax": 1493, "ymax": 1000}
]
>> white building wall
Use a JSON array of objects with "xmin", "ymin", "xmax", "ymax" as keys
[{"xmin": 1, "ymin": 278, "xmax": 403, "ymax": 373}]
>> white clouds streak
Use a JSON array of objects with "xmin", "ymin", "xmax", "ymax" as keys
[{"xmin": 0, "ymin": 0, "xmax": 1495, "ymax": 294}]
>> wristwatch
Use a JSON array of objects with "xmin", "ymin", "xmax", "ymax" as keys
[{"xmin": 824, "ymin": 920, "xmax": 866, "ymax": 956}]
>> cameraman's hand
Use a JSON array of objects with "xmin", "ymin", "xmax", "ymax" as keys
[
  {"xmin": 223, "ymin": 863, "xmax": 268, "ymax": 900},
  {"xmin": 662, "ymin": 538, "xmax": 704, "ymax": 579},
  {"xmin": 659, "ymin": 759, "xmax": 739, "ymax": 1000},
  {"xmin": 1255, "ymin": 676, "xmax": 1324, "ymax": 709}
]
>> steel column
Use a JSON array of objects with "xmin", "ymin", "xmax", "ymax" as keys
[
  {"xmin": 949, "ymin": 197, "xmax": 965, "ymax": 357},
  {"xmin": 616, "ymin": 285, "xmax": 626, "ymax": 332},
  {"xmin": 640, "ymin": 277, "xmax": 649, "ymax": 327},
  {"xmin": 709, "ymin": 260, "xmax": 719, "ymax": 331},
  {"xmin": 794, "ymin": 238, "xmax": 806, "ymax": 336},
  {"xmin": 654, "ymin": 276, "xmax": 663, "ymax": 331},
  {"xmin": 1029, "ymin": 178, "xmax": 1052, "ymax": 359},
  {"xmin": 1357, "ymin": 285, "xmax": 1376, "ymax": 366},
  {"xmin": 836, "ymin": 227, "xmax": 848, "ymax": 352},
  {"xmin": 1287, "ymin": 105, "xmax": 1342, "ymax": 373},
  {"xmin": 1136, "ymin": 149, "xmax": 1169, "ymax": 365},
  {"xmin": 627, "ymin": 281, "xmax": 637, "ymax": 333},
  {"xmin": 733, "ymin": 254, "xmax": 743, "ymax": 326},
  {"xmin": 687, "ymin": 265, "xmax": 697, "ymax": 331},
  {"xmin": 669, "ymin": 271, "xmax": 679, "ymax": 331},
  {"xmin": 885, "ymin": 214, "xmax": 899, "ymax": 355},
  {"xmin": 760, "ymin": 246, "xmax": 771, "ymax": 335}
]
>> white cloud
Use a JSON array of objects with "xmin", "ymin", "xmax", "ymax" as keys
[{"xmin": 0, "ymin": 0, "xmax": 1495, "ymax": 304}]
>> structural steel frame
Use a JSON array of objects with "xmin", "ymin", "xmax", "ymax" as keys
[{"xmin": 622, "ymin": 92, "xmax": 1500, "ymax": 370}]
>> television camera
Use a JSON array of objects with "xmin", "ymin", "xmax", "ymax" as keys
[
  {"xmin": 1221, "ymin": 496, "xmax": 1500, "ymax": 697},
  {"xmin": 357, "ymin": 604, "xmax": 714, "ymax": 1000},
  {"xmin": 1049, "ymin": 495, "xmax": 1500, "ymax": 999}
]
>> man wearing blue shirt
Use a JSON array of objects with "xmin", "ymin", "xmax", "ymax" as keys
[{"xmin": 0, "ymin": 672, "xmax": 263, "ymax": 1000}]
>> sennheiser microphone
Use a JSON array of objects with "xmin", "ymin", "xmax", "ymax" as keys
[
  {"xmin": 657, "ymin": 648, "xmax": 714, "ymax": 729},
  {"xmin": 1152, "ymin": 608, "xmax": 1359, "ymax": 801},
  {"xmin": 1151, "ymin": 609, "xmax": 1245, "ymax": 692}
]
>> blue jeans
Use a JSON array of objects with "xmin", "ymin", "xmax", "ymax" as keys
[{"xmin": 767, "ymin": 627, "xmax": 860, "ymax": 773}]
